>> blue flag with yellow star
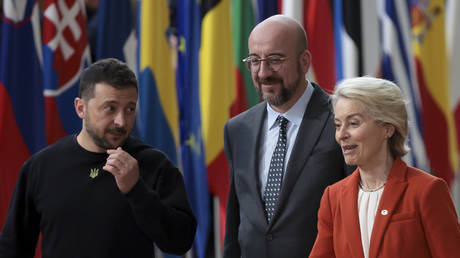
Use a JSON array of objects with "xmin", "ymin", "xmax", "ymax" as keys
[{"xmin": 176, "ymin": 0, "xmax": 210, "ymax": 257}]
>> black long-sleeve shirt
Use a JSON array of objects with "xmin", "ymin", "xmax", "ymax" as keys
[{"xmin": 0, "ymin": 135, "xmax": 196, "ymax": 258}]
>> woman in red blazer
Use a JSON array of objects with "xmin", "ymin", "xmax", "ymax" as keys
[{"xmin": 310, "ymin": 77, "xmax": 460, "ymax": 258}]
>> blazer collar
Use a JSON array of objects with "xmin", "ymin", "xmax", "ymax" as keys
[
  {"xmin": 341, "ymin": 169, "xmax": 366, "ymax": 258},
  {"xmin": 369, "ymin": 157, "xmax": 408, "ymax": 257},
  {"xmin": 248, "ymin": 102, "xmax": 271, "ymax": 227},
  {"xmin": 340, "ymin": 158, "xmax": 409, "ymax": 258}
]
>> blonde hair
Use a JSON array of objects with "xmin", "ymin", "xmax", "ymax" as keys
[{"xmin": 332, "ymin": 76, "xmax": 409, "ymax": 157}]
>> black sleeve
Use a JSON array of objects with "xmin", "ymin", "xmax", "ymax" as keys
[
  {"xmin": 0, "ymin": 162, "xmax": 40, "ymax": 258},
  {"xmin": 223, "ymin": 122, "xmax": 241, "ymax": 258},
  {"xmin": 124, "ymin": 155, "xmax": 197, "ymax": 255}
]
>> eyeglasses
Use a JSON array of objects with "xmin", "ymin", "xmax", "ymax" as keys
[{"xmin": 242, "ymin": 55, "xmax": 288, "ymax": 73}]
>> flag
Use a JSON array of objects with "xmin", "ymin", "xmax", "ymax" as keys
[
  {"xmin": 176, "ymin": 0, "xmax": 211, "ymax": 257},
  {"xmin": 304, "ymin": 0, "xmax": 336, "ymax": 92},
  {"xmin": 411, "ymin": 0, "xmax": 459, "ymax": 184},
  {"xmin": 378, "ymin": 0, "xmax": 428, "ymax": 170},
  {"xmin": 280, "ymin": 0, "xmax": 303, "ymax": 22},
  {"xmin": 42, "ymin": 0, "xmax": 91, "ymax": 144},
  {"xmin": 200, "ymin": 0, "xmax": 235, "ymax": 245},
  {"xmin": 136, "ymin": 0, "xmax": 179, "ymax": 165},
  {"xmin": 255, "ymin": 0, "xmax": 278, "ymax": 23},
  {"xmin": 333, "ymin": 0, "xmax": 362, "ymax": 80},
  {"xmin": 96, "ymin": 0, "xmax": 136, "ymax": 70},
  {"xmin": 0, "ymin": 0, "xmax": 45, "ymax": 231},
  {"xmin": 137, "ymin": 1, "xmax": 181, "ymax": 257},
  {"xmin": 231, "ymin": 0, "xmax": 258, "ymax": 115}
]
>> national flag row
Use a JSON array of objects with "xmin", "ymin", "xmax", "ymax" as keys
[{"xmin": 1, "ymin": 0, "xmax": 459, "ymax": 258}]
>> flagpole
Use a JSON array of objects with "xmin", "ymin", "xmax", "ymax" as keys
[{"xmin": 214, "ymin": 196, "xmax": 223, "ymax": 258}]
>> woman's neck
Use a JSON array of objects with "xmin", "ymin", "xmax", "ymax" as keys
[{"xmin": 359, "ymin": 152, "xmax": 394, "ymax": 190}]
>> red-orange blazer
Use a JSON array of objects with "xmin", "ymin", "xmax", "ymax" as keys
[{"xmin": 310, "ymin": 158, "xmax": 460, "ymax": 258}]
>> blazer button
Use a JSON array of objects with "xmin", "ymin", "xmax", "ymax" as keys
[
  {"xmin": 381, "ymin": 209, "xmax": 388, "ymax": 215},
  {"xmin": 266, "ymin": 234, "xmax": 273, "ymax": 241}
]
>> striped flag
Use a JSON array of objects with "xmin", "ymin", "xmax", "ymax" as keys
[
  {"xmin": 42, "ymin": 0, "xmax": 90, "ymax": 145},
  {"xmin": 136, "ymin": 0, "xmax": 179, "ymax": 165},
  {"xmin": 0, "ymin": 0, "xmax": 45, "ymax": 231},
  {"xmin": 411, "ymin": 0, "xmax": 459, "ymax": 184},
  {"xmin": 137, "ymin": 1, "xmax": 181, "ymax": 257},
  {"xmin": 378, "ymin": 0, "xmax": 428, "ymax": 170},
  {"xmin": 176, "ymin": 0, "xmax": 211, "ymax": 257},
  {"xmin": 333, "ymin": 0, "xmax": 362, "ymax": 80},
  {"xmin": 200, "ymin": 0, "xmax": 235, "ymax": 245},
  {"xmin": 231, "ymin": 0, "xmax": 258, "ymax": 111}
]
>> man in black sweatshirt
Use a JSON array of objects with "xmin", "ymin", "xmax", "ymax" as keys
[{"xmin": 0, "ymin": 58, "xmax": 197, "ymax": 258}]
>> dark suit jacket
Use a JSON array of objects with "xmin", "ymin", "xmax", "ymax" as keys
[
  {"xmin": 223, "ymin": 84, "xmax": 349, "ymax": 258},
  {"xmin": 310, "ymin": 158, "xmax": 460, "ymax": 258}
]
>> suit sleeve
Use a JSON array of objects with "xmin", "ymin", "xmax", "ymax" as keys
[
  {"xmin": 125, "ymin": 158, "xmax": 197, "ymax": 255},
  {"xmin": 223, "ymin": 122, "xmax": 241, "ymax": 258},
  {"xmin": 419, "ymin": 178, "xmax": 460, "ymax": 258},
  {"xmin": 310, "ymin": 186, "xmax": 336, "ymax": 258},
  {"xmin": 0, "ymin": 162, "xmax": 40, "ymax": 257}
]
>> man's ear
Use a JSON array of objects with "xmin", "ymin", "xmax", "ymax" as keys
[
  {"xmin": 301, "ymin": 50, "xmax": 312, "ymax": 75},
  {"xmin": 74, "ymin": 97, "xmax": 85, "ymax": 119}
]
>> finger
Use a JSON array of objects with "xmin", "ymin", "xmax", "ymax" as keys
[
  {"xmin": 107, "ymin": 148, "xmax": 122, "ymax": 155},
  {"xmin": 107, "ymin": 146, "xmax": 123, "ymax": 154},
  {"xmin": 107, "ymin": 149, "xmax": 117, "ymax": 155},
  {"xmin": 103, "ymin": 164, "xmax": 121, "ymax": 176},
  {"xmin": 105, "ymin": 157, "xmax": 126, "ymax": 171}
]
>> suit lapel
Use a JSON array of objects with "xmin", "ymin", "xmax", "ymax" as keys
[
  {"xmin": 243, "ymin": 102, "xmax": 269, "ymax": 226},
  {"xmin": 273, "ymin": 84, "xmax": 331, "ymax": 223},
  {"xmin": 369, "ymin": 158, "xmax": 408, "ymax": 258},
  {"xmin": 341, "ymin": 171, "xmax": 366, "ymax": 258}
]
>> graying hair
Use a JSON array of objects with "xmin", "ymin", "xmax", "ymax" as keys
[{"xmin": 332, "ymin": 76, "xmax": 409, "ymax": 157}]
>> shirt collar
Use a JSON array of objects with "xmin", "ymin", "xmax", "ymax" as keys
[{"xmin": 267, "ymin": 80, "xmax": 314, "ymax": 130}]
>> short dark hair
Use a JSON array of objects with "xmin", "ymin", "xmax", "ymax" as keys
[{"xmin": 79, "ymin": 58, "xmax": 138, "ymax": 100}]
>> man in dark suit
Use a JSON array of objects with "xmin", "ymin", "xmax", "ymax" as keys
[{"xmin": 223, "ymin": 15, "xmax": 349, "ymax": 258}]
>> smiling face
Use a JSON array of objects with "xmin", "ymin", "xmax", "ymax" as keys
[
  {"xmin": 334, "ymin": 97, "xmax": 394, "ymax": 169},
  {"xmin": 248, "ymin": 16, "xmax": 310, "ymax": 113},
  {"xmin": 75, "ymin": 82, "xmax": 138, "ymax": 152}
]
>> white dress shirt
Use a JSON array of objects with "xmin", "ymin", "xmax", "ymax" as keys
[{"xmin": 259, "ymin": 81, "xmax": 314, "ymax": 195}]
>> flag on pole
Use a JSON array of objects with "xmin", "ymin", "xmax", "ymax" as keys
[
  {"xmin": 280, "ymin": 0, "xmax": 303, "ymax": 22},
  {"xmin": 411, "ymin": 0, "xmax": 459, "ymax": 184},
  {"xmin": 42, "ymin": 0, "xmax": 91, "ymax": 145},
  {"xmin": 136, "ymin": 0, "xmax": 179, "ymax": 165},
  {"xmin": 256, "ymin": 0, "xmax": 278, "ymax": 22},
  {"xmin": 176, "ymin": 0, "xmax": 211, "ymax": 257},
  {"xmin": 137, "ymin": 1, "xmax": 181, "ymax": 257},
  {"xmin": 333, "ymin": 0, "xmax": 362, "ymax": 80},
  {"xmin": 96, "ymin": 0, "xmax": 136, "ymax": 70},
  {"xmin": 378, "ymin": 0, "xmax": 428, "ymax": 170},
  {"xmin": 0, "ymin": 0, "xmax": 45, "ymax": 230},
  {"xmin": 304, "ymin": 0, "xmax": 336, "ymax": 92},
  {"xmin": 231, "ymin": 0, "xmax": 258, "ymax": 111},
  {"xmin": 200, "ymin": 0, "xmax": 235, "ymax": 245}
]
